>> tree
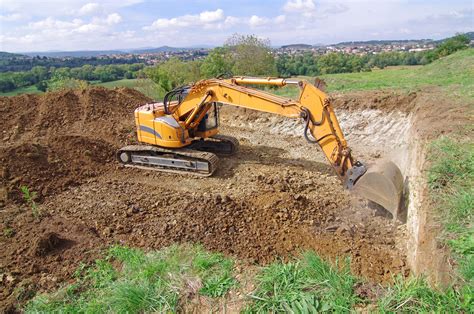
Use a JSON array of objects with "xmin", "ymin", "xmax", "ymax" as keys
[
  {"xmin": 146, "ymin": 58, "xmax": 202, "ymax": 92},
  {"xmin": 30, "ymin": 66, "xmax": 48, "ymax": 82},
  {"xmin": 0, "ymin": 78, "xmax": 15, "ymax": 92},
  {"xmin": 36, "ymin": 81, "xmax": 48, "ymax": 92},
  {"xmin": 225, "ymin": 34, "xmax": 277, "ymax": 76},
  {"xmin": 200, "ymin": 47, "xmax": 233, "ymax": 78},
  {"xmin": 435, "ymin": 33, "xmax": 470, "ymax": 58},
  {"xmin": 47, "ymin": 72, "xmax": 88, "ymax": 91}
]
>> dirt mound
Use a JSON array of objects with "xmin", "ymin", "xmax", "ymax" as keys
[
  {"xmin": 0, "ymin": 88, "xmax": 151, "ymax": 203},
  {"xmin": 1, "ymin": 87, "xmax": 150, "ymax": 145},
  {"xmin": 1, "ymin": 136, "xmax": 115, "ymax": 202},
  {"xmin": 331, "ymin": 91, "xmax": 418, "ymax": 113}
]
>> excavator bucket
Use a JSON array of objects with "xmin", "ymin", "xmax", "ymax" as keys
[{"xmin": 353, "ymin": 161, "xmax": 404, "ymax": 219}]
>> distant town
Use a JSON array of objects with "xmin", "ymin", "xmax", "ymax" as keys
[{"xmin": 3, "ymin": 33, "xmax": 473, "ymax": 68}]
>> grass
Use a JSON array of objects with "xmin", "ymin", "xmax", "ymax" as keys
[
  {"xmin": 377, "ymin": 276, "xmax": 472, "ymax": 312},
  {"xmin": 320, "ymin": 48, "xmax": 474, "ymax": 98},
  {"xmin": 0, "ymin": 78, "xmax": 164, "ymax": 100},
  {"xmin": 3, "ymin": 227, "xmax": 15, "ymax": 237},
  {"xmin": 25, "ymin": 244, "xmax": 236, "ymax": 313},
  {"xmin": 20, "ymin": 185, "xmax": 40, "ymax": 220},
  {"xmin": 95, "ymin": 78, "xmax": 164, "ymax": 100},
  {"xmin": 3, "ymin": 49, "xmax": 472, "ymax": 101},
  {"xmin": 427, "ymin": 136, "xmax": 474, "ymax": 285},
  {"xmin": 245, "ymin": 252, "xmax": 358, "ymax": 312},
  {"xmin": 24, "ymin": 245, "xmax": 474, "ymax": 312},
  {"xmin": 0, "ymin": 85, "xmax": 42, "ymax": 96},
  {"xmin": 271, "ymin": 48, "xmax": 474, "ymax": 100}
]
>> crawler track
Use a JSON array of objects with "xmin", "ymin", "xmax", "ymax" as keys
[{"xmin": 116, "ymin": 145, "xmax": 219, "ymax": 176}]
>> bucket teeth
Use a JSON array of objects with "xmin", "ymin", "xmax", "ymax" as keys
[{"xmin": 353, "ymin": 161, "xmax": 404, "ymax": 220}]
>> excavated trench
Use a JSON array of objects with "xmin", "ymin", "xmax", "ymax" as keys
[{"xmin": 0, "ymin": 88, "xmax": 446, "ymax": 309}]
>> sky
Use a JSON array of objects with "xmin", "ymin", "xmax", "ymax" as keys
[{"xmin": 0, "ymin": 0, "xmax": 472, "ymax": 52}]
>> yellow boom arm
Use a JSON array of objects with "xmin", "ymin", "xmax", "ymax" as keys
[{"xmin": 170, "ymin": 77, "xmax": 365, "ymax": 185}]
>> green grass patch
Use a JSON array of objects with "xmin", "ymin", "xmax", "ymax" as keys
[
  {"xmin": 245, "ymin": 252, "xmax": 358, "ymax": 312},
  {"xmin": 378, "ymin": 276, "xmax": 472, "ymax": 312},
  {"xmin": 427, "ymin": 136, "xmax": 474, "ymax": 285},
  {"xmin": 320, "ymin": 49, "xmax": 474, "ymax": 98},
  {"xmin": 0, "ymin": 85, "xmax": 43, "ymax": 96},
  {"xmin": 24, "ymin": 245, "xmax": 474, "ymax": 312},
  {"xmin": 95, "ymin": 78, "xmax": 164, "ymax": 100},
  {"xmin": 25, "ymin": 244, "xmax": 236, "ymax": 313},
  {"xmin": 268, "ymin": 49, "xmax": 474, "ymax": 100}
]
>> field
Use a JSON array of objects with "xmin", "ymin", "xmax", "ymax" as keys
[
  {"xmin": 0, "ymin": 50, "xmax": 473, "ymax": 312},
  {"xmin": 0, "ymin": 85, "xmax": 43, "ymax": 97}
]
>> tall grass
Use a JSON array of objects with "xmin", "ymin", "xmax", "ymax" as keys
[
  {"xmin": 25, "ymin": 244, "xmax": 236, "ymax": 313},
  {"xmin": 426, "ymin": 136, "xmax": 474, "ymax": 287},
  {"xmin": 244, "ymin": 252, "xmax": 358, "ymax": 312}
]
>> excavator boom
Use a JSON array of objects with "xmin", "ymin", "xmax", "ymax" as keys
[{"xmin": 117, "ymin": 77, "xmax": 404, "ymax": 218}]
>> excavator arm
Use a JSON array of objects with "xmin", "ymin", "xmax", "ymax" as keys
[
  {"xmin": 173, "ymin": 77, "xmax": 366, "ymax": 187},
  {"xmin": 118, "ymin": 76, "xmax": 404, "ymax": 218}
]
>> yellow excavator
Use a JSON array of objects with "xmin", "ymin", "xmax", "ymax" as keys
[{"xmin": 117, "ymin": 76, "xmax": 404, "ymax": 218}]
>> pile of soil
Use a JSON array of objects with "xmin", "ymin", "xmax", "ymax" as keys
[{"xmin": 0, "ymin": 87, "xmax": 151, "ymax": 203}]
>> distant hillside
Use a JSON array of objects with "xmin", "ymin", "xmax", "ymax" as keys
[
  {"xmin": 21, "ymin": 46, "xmax": 195, "ymax": 58},
  {"xmin": 281, "ymin": 44, "xmax": 313, "ymax": 49},
  {"xmin": 22, "ymin": 50, "xmax": 125, "ymax": 58},
  {"xmin": 335, "ymin": 39, "xmax": 433, "ymax": 46},
  {"xmin": 0, "ymin": 51, "xmax": 27, "ymax": 59},
  {"xmin": 336, "ymin": 32, "xmax": 473, "ymax": 47},
  {"xmin": 432, "ymin": 31, "xmax": 474, "ymax": 44},
  {"xmin": 131, "ymin": 46, "xmax": 191, "ymax": 54}
]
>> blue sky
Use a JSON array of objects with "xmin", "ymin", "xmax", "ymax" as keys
[{"xmin": 0, "ymin": 0, "xmax": 472, "ymax": 52}]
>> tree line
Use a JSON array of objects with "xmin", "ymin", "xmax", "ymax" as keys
[
  {"xmin": 0, "ymin": 55, "xmax": 144, "ymax": 72},
  {"xmin": 0, "ymin": 33, "xmax": 470, "ymax": 94},
  {"xmin": 146, "ymin": 33, "xmax": 471, "ymax": 93},
  {"xmin": 0, "ymin": 63, "xmax": 145, "ymax": 92}
]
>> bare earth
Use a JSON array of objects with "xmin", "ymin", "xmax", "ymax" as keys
[{"xmin": 3, "ymin": 87, "xmax": 447, "ymax": 309}]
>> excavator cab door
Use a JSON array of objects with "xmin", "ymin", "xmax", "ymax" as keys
[{"xmin": 197, "ymin": 102, "xmax": 219, "ymax": 132}]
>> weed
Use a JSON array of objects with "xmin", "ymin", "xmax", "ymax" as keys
[
  {"xmin": 20, "ymin": 185, "xmax": 40, "ymax": 219},
  {"xmin": 3, "ymin": 227, "xmax": 15, "ymax": 237},
  {"xmin": 377, "ymin": 276, "xmax": 472, "ymax": 312},
  {"xmin": 245, "ymin": 252, "xmax": 358, "ymax": 312}
]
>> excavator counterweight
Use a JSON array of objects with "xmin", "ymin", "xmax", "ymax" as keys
[{"xmin": 117, "ymin": 77, "xmax": 404, "ymax": 217}]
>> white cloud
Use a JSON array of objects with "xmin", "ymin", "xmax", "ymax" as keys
[
  {"xmin": 28, "ymin": 17, "xmax": 83, "ymax": 30},
  {"xmin": 0, "ymin": 13, "xmax": 23, "ymax": 22},
  {"xmin": 275, "ymin": 15, "xmax": 286, "ymax": 24},
  {"xmin": 76, "ymin": 23, "xmax": 103, "ymax": 33},
  {"xmin": 323, "ymin": 3, "xmax": 348, "ymax": 15},
  {"xmin": 224, "ymin": 16, "xmax": 240, "ymax": 27},
  {"xmin": 79, "ymin": 3, "xmax": 102, "ymax": 15},
  {"xmin": 283, "ymin": 0, "xmax": 316, "ymax": 13},
  {"xmin": 144, "ymin": 8, "xmax": 225, "ymax": 30},
  {"xmin": 105, "ymin": 13, "xmax": 122, "ymax": 25},
  {"xmin": 249, "ymin": 15, "xmax": 269, "ymax": 27},
  {"xmin": 199, "ymin": 9, "xmax": 224, "ymax": 23}
]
